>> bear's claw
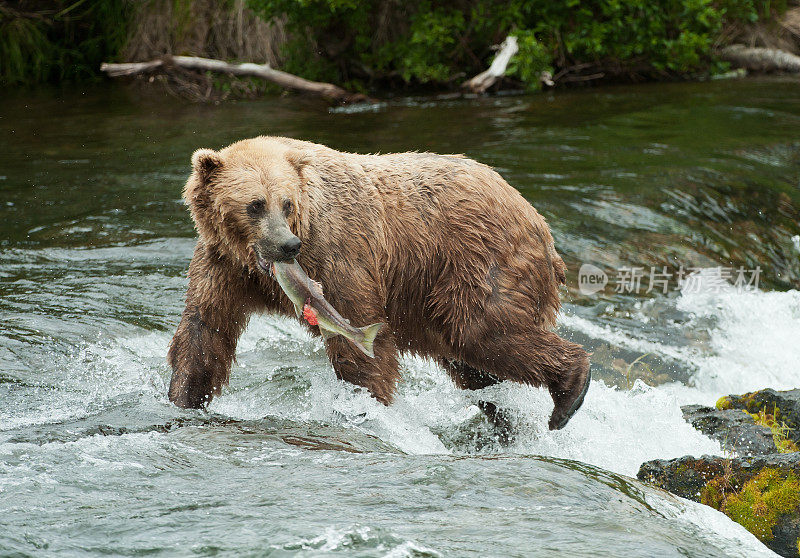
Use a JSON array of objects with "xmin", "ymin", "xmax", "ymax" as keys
[{"xmin": 548, "ymin": 368, "xmax": 591, "ymax": 431}]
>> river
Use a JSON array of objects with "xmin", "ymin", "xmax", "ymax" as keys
[{"xmin": 1, "ymin": 78, "xmax": 799, "ymax": 556}]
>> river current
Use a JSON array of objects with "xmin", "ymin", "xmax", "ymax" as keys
[{"xmin": 2, "ymin": 79, "xmax": 799, "ymax": 556}]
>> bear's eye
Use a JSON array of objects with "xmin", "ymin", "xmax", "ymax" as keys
[
  {"xmin": 247, "ymin": 199, "xmax": 266, "ymax": 216},
  {"xmin": 283, "ymin": 199, "xmax": 294, "ymax": 215}
]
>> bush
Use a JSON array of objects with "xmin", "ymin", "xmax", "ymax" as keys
[
  {"xmin": 0, "ymin": 0, "xmax": 131, "ymax": 86},
  {"xmin": 1, "ymin": 0, "xmax": 787, "ymax": 88},
  {"xmin": 246, "ymin": 0, "xmax": 784, "ymax": 89}
]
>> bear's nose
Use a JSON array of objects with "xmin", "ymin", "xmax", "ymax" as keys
[{"xmin": 280, "ymin": 237, "xmax": 302, "ymax": 258}]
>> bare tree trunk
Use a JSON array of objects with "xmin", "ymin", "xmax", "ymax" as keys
[
  {"xmin": 719, "ymin": 45, "xmax": 800, "ymax": 73},
  {"xmin": 100, "ymin": 55, "xmax": 371, "ymax": 104},
  {"xmin": 461, "ymin": 36, "xmax": 519, "ymax": 94}
]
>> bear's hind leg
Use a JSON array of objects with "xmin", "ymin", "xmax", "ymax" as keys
[
  {"xmin": 440, "ymin": 358, "xmax": 499, "ymax": 391},
  {"xmin": 461, "ymin": 329, "xmax": 591, "ymax": 431}
]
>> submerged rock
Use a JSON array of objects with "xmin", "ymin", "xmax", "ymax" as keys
[
  {"xmin": 681, "ymin": 404, "xmax": 776, "ymax": 456},
  {"xmin": 638, "ymin": 453, "xmax": 800, "ymax": 557}
]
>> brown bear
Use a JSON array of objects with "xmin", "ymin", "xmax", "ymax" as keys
[{"xmin": 168, "ymin": 136, "xmax": 590, "ymax": 430}]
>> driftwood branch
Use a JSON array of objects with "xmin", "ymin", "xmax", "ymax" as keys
[
  {"xmin": 461, "ymin": 36, "xmax": 518, "ymax": 94},
  {"xmin": 719, "ymin": 45, "xmax": 800, "ymax": 73},
  {"xmin": 100, "ymin": 55, "xmax": 371, "ymax": 104}
]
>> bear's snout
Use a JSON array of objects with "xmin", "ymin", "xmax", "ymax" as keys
[
  {"xmin": 250, "ymin": 209, "xmax": 303, "ymax": 266},
  {"xmin": 252, "ymin": 234, "xmax": 301, "ymax": 268},
  {"xmin": 280, "ymin": 237, "xmax": 301, "ymax": 259}
]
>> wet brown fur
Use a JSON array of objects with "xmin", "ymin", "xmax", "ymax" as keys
[{"xmin": 168, "ymin": 136, "xmax": 589, "ymax": 426}]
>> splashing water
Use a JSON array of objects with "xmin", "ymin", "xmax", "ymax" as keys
[
  {"xmin": 4, "ymin": 80, "xmax": 800, "ymax": 556},
  {"xmin": 2, "ymin": 254, "xmax": 789, "ymax": 555}
]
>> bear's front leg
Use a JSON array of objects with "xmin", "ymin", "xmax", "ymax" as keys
[
  {"xmin": 325, "ymin": 330, "xmax": 400, "ymax": 405},
  {"xmin": 168, "ymin": 242, "xmax": 267, "ymax": 408}
]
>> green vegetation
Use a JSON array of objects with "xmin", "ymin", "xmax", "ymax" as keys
[
  {"xmin": 247, "ymin": 0, "xmax": 788, "ymax": 89},
  {"xmin": 701, "ymin": 476, "xmax": 727, "ymax": 509},
  {"xmin": 716, "ymin": 396, "xmax": 733, "ymax": 410},
  {"xmin": 0, "ymin": 1, "xmax": 131, "ymax": 86},
  {"xmin": 1, "ymin": 0, "xmax": 791, "ymax": 90},
  {"xmin": 748, "ymin": 406, "xmax": 800, "ymax": 453},
  {"xmin": 718, "ymin": 393, "xmax": 800, "ymax": 453},
  {"xmin": 702, "ymin": 467, "xmax": 800, "ymax": 544},
  {"xmin": 619, "ymin": 352, "xmax": 653, "ymax": 389},
  {"xmin": 723, "ymin": 468, "xmax": 800, "ymax": 542}
]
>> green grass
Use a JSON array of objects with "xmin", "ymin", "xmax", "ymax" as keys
[{"xmin": 0, "ymin": 0, "xmax": 131, "ymax": 86}]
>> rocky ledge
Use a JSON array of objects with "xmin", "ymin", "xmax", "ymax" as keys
[{"xmin": 638, "ymin": 388, "xmax": 800, "ymax": 557}]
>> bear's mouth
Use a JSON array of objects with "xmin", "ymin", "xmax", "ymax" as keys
[{"xmin": 255, "ymin": 255, "xmax": 272, "ymax": 276}]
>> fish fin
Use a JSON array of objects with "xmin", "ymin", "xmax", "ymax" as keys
[
  {"xmin": 319, "ymin": 326, "xmax": 336, "ymax": 340},
  {"xmin": 309, "ymin": 279, "xmax": 324, "ymax": 297},
  {"xmin": 354, "ymin": 322, "xmax": 385, "ymax": 359}
]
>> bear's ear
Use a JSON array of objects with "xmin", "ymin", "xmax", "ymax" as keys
[
  {"xmin": 191, "ymin": 148, "xmax": 223, "ymax": 180},
  {"xmin": 185, "ymin": 148, "xmax": 222, "ymax": 209},
  {"xmin": 285, "ymin": 149, "xmax": 312, "ymax": 174}
]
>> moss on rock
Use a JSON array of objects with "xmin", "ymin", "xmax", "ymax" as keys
[
  {"xmin": 639, "ymin": 453, "xmax": 800, "ymax": 557},
  {"xmin": 716, "ymin": 396, "xmax": 733, "ymax": 411},
  {"xmin": 647, "ymin": 388, "xmax": 800, "ymax": 556},
  {"xmin": 727, "ymin": 389, "xmax": 800, "ymax": 438},
  {"xmin": 720, "ymin": 468, "xmax": 800, "ymax": 542},
  {"xmin": 706, "ymin": 388, "xmax": 800, "ymax": 455}
]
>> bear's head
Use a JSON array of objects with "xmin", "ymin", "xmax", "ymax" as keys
[{"xmin": 183, "ymin": 137, "xmax": 310, "ymax": 272}]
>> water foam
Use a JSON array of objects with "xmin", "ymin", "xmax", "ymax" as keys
[
  {"xmin": 275, "ymin": 524, "xmax": 441, "ymax": 557},
  {"xmin": 6, "ymin": 271, "xmax": 793, "ymax": 556},
  {"xmin": 16, "ymin": 268, "xmax": 797, "ymax": 478},
  {"xmin": 676, "ymin": 271, "xmax": 800, "ymax": 396},
  {"xmin": 0, "ymin": 330, "xmax": 171, "ymax": 433},
  {"xmin": 205, "ymin": 315, "xmax": 722, "ymax": 476}
]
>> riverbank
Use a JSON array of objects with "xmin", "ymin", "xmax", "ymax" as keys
[{"xmin": 3, "ymin": 1, "xmax": 800, "ymax": 100}]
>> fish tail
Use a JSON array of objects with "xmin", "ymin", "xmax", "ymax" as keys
[{"xmin": 356, "ymin": 322, "xmax": 384, "ymax": 358}]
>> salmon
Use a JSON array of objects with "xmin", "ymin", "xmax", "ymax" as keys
[{"xmin": 271, "ymin": 260, "xmax": 384, "ymax": 358}]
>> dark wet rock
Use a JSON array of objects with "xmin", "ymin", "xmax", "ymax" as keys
[
  {"xmin": 572, "ymin": 338, "xmax": 686, "ymax": 389},
  {"xmin": 681, "ymin": 404, "xmax": 776, "ymax": 456},
  {"xmin": 640, "ymin": 387, "xmax": 800, "ymax": 556},
  {"xmin": 638, "ymin": 453, "xmax": 800, "ymax": 501},
  {"xmin": 0, "ymin": 406, "xmax": 401, "ymax": 454},
  {"xmin": 719, "ymin": 389, "xmax": 800, "ymax": 446},
  {"xmin": 639, "ymin": 454, "xmax": 726, "ymax": 502},
  {"xmin": 638, "ymin": 453, "xmax": 800, "ymax": 557}
]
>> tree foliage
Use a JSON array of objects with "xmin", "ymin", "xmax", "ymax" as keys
[
  {"xmin": 247, "ymin": 0, "xmax": 786, "ymax": 89},
  {"xmin": 0, "ymin": 0, "xmax": 788, "ymax": 89}
]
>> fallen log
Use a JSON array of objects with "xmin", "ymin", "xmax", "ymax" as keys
[
  {"xmin": 100, "ymin": 55, "xmax": 371, "ymax": 104},
  {"xmin": 719, "ymin": 44, "xmax": 800, "ymax": 73},
  {"xmin": 461, "ymin": 36, "xmax": 519, "ymax": 94}
]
